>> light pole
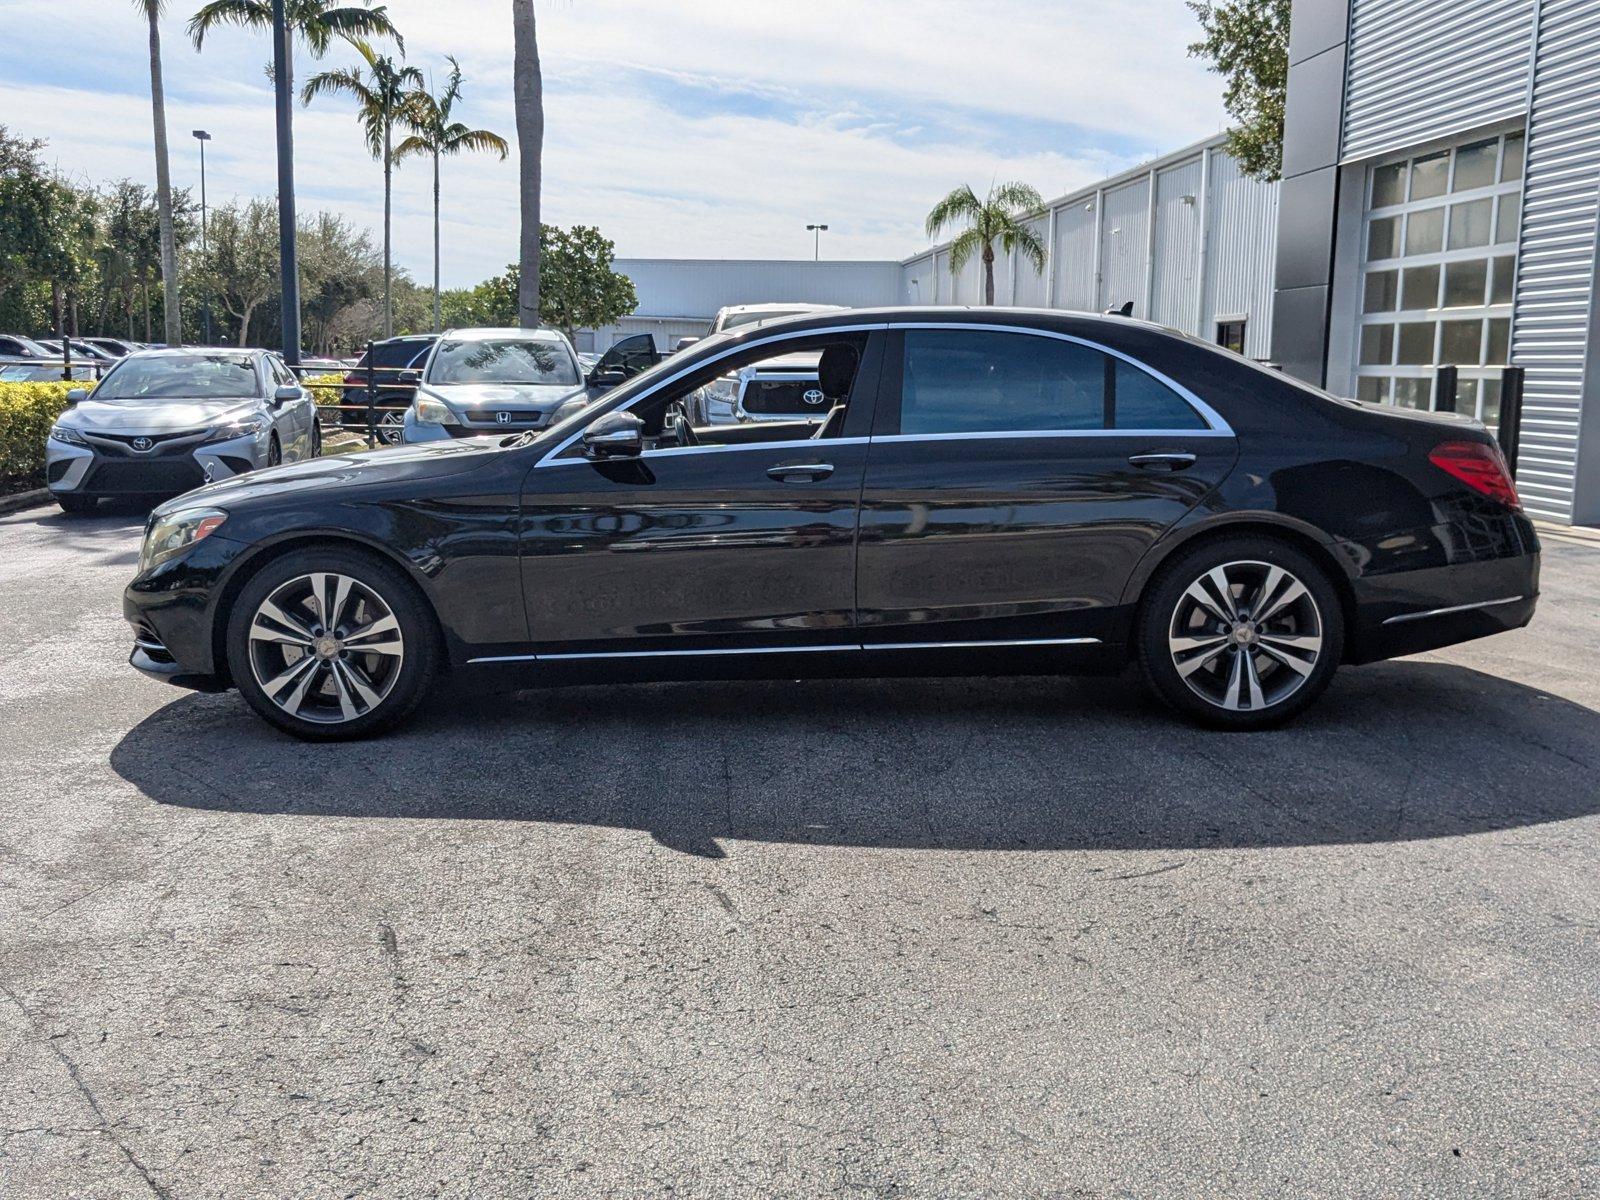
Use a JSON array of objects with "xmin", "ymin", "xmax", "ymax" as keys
[
  {"xmin": 192, "ymin": 130, "xmax": 212, "ymax": 345},
  {"xmin": 271, "ymin": 0, "xmax": 301, "ymax": 365},
  {"xmin": 807, "ymin": 223, "xmax": 829, "ymax": 262}
]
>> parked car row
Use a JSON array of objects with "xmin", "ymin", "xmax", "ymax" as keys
[{"xmin": 112, "ymin": 306, "xmax": 1538, "ymax": 741}]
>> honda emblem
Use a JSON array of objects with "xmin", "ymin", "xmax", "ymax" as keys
[{"xmin": 496, "ymin": 411, "xmax": 512, "ymax": 424}]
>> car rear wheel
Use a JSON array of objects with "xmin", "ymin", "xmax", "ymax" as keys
[
  {"xmin": 1136, "ymin": 536, "xmax": 1344, "ymax": 730},
  {"xmin": 226, "ymin": 549, "xmax": 438, "ymax": 740},
  {"xmin": 56, "ymin": 493, "xmax": 98, "ymax": 514}
]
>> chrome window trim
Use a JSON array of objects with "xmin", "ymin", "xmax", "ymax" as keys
[
  {"xmin": 633, "ymin": 436, "xmax": 868, "ymax": 462},
  {"xmin": 535, "ymin": 319, "xmax": 1231, "ymax": 468},
  {"xmin": 1381, "ymin": 595, "xmax": 1525, "ymax": 625},
  {"xmin": 468, "ymin": 635, "xmax": 1102, "ymax": 665}
]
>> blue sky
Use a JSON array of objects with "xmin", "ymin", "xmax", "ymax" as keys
[{"xmin": 1, "ymin": 0, "xmax": 1228, "ymax": 287}]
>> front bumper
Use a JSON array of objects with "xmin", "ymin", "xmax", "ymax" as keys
[
  {"xmin": 47, "ymin": 429, "xmax": 267, "ymax": 497},
  {"xmin": 122, "ymin": 531, "xmax": 254, "ymax": 691}
]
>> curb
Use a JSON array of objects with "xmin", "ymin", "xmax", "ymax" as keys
[{"xmin": 0, "ymin": 488, "xmax": 52, "ymax": 516}]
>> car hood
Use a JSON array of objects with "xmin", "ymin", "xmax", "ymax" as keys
[
  {"xmin": 427, "ymin": 382, "xmax": 583, "ymax": 414},
  {"xmin": 152, "ymin": 434, "xmax": 509, "ymax": 516},
  {"xmin": 63, "ymin": 397, "xmax": 260, "ymax": 434}
]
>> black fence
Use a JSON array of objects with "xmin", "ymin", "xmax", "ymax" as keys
[{"xmin": 288, "ymin": 342, "xmax": 420, "ymax": 449}]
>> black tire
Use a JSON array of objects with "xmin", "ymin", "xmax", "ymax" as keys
[
  {"xmin": 1135, "ymin": 535, "xmax": 1344, "ymax": 730},
  {"xmin": 225, "ymin": 547, "xmax": 439, "ymax": 741},
  {"xmin": 266, "ymin": 434, "xmax": 282, "ymax": 467},
  {"xmin": 56, "ymin": 492, "xmax": 99, "ymax": 514},
  {"xmin": 310, "ymin": 421, "xmax": 322, "ymax": 458}
]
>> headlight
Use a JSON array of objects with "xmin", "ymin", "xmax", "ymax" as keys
[
  {"xmin": 50, "ymin": 424, "xmax": 88, "ymax": 446},
  {"xmin": 702, "ymin": 377, "xmax": 738, "ymax": 410},
  {"xmin": 411, "ymin": 394, "xmax": 459, "ymax": 425},
  {"xmin": 139, "ymin": 507, "xmax": 227, "ymax": 573},
  {"xmin": 206, "ymin": 415, "xmax": 268, "ymax": 442}
]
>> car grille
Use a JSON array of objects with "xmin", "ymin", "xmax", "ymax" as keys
[
  {"xmin": 458, "ymin": 412, "xmax": 545, "ymax": 430},
  {"xmin": 82, "ymin": 429, "xmax": 208, "ymax": 454},
  {"xmin": 83, "ymin": 458, "xmax": 206, "ymax": 495},
  {"xmin": 742, "ymin": 377, "xmax": 827, "ymax": 416}
]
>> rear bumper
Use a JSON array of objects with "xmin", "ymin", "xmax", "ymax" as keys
[{"xmin": 1347, "ymin": 548, "xmax": 1539, "ymax": 664}]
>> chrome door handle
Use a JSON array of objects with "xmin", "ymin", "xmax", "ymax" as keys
[
  {"xmin": 1128, "ymin": 451, "xmax": 1197, "ymax": 470},
  {"xmin": 767, "ymin": 462, "xmax": 834, "ymax": 482}
]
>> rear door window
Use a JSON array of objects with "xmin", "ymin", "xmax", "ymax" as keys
[{"xmin": 895, "ymin": 328, "xmax": 1207, "ymax": 434}]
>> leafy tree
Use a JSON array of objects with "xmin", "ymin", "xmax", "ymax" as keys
[
  {"xmin": 188, "ymin": 0, "xmax": 403, "ymax": 80},
  {"xmin": 511, "ymin": 0, "xmax": 543, "ymax": 327},
  {"xmin": 440, "ymin": 277, "xmax": 515, "ymax": 328},
  {"xmin": 1188, "ymin": 0, "xmax": 1290, "ymax": 181},
  {"xmin": 924, "ymin": 182, "xmax": 1047, "ymax": 305},
  {"xmin": 538, "ymin": 225, "xmax": 637, "ymax": 341},
  {"xmin": 195, "ymin": 198, "xmax": 279, "ymax": 345},
  {"xmin": 0, "ymin": 128, "xmax": 53, "ymax": 305},
  {"xmin": 302, "ymin": 42, "xmax": 424, "ymax": 340},
  {"xmin": 396, "ymin": 57, "xmax": 509, "ymax": 332},
  {"xmin": 133, "ymin": 0, "xmax": 183, "ymax": 345}
]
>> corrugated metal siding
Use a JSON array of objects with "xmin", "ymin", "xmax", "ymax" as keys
[
  {"xmin": 1012, "ymin": 216, "xmax": 1051, "ymax": 307},
  {"xmin": 901, "ymin": 255, "xmax": 936, "ymax": 305},
  {"xmin": 1343, "ymin": 0, "xmax": 1535, "ymax": 161},
  {"xmin": 1099, "ymin": 179, "xmax": 1151, "ymax": 316},
  {"xmin": 1204, "ymin": 148, "xmax": 1280, "ymax": 358},
  {"xmin": 614, "ymin": 258, "xmax": 901, "ymax": 318},
  {"xmin": 1509, "ymin": 0, "xmax": 1600, "ymax": 522},
  {"xmin": 1054, "ymin": 201, "xmax": 1098, "ymax": 310},
  {"xmin": 1151, "ymin": 159, "xmax": 1204, "ymax": 332}
]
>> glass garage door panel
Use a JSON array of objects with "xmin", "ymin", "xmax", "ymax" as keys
[{"xmin": 1353, "ymin": 130, "xmax": 1523, "ymax": 428}]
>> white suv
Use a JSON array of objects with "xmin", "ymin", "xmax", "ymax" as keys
[{"xmin": 691, "ymin": 304, "xmax": 843, "ymax": 425}]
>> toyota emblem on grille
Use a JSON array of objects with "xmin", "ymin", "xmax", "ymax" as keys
[
  {"xmin": 132, "ymin": 436, "xmax": 153, "ymax": 452},
  {"xmin": 802, "ymin": 388, "xmax": 826, "ymax": 406},
  {"xmin": 496, "ymin": 411, "xmax": 512, "ymax": 424}
]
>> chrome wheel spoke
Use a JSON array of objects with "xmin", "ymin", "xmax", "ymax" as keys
[
  {"xmin": 335, "ymin": 658, "xmax": 383, "ymax": 710},
  {"xmin": 1258, "ymin": 631, "xmax": 1322, "ymax": 654},
  {"xmin": 1172, "ymin": 634, "xmax": 1230, "ymax": 679},
  {"xmin": 1256, "ymin": 576, "xmax": 1308, "ymax": 624},
  {"xmin": 1256, "ymin": 639, "xmax": 1317, "ymax": 678},
  {"xmin": 1224, "ymin": 649, "xmax": 1266, "ymax": 711},
  {"xmin": 1183, "ymin": 575, "xmax": 1234, "ymax": 625},
  {"xmin": 251, "ymin": 599, "xmax": 315, "ymax": 648},
  {"xmin": 343, "ymin": 613, "xmax": 403, "ymax": 656},
  {"xmin": 328, "ymin": 659, "xmax": 360, "ymax": 720}
]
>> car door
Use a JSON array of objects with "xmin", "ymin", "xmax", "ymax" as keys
[
  {"xmin": 596, "ymin": 333, "xmax": 660, "ymax": 379},
  {"xmin": 515, "ymin": 331, "xmax": 884, "ymax": 657},
  {"xmin": 856, "ymin": 324, "xmax": 1239, "ymax": 648},
  {"xmin": 267, "ymin": 356, "xmax": 313, "ymax": 459}
]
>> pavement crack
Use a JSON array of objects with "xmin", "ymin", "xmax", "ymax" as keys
[{"xmin": 0, "ymin": 984, "xmax": 169, "ymax": 1199}]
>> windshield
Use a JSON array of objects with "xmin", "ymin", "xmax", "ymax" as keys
[
  {"xmin": 428, "ymin": 338, "xmax": 579, "ymax": 386},
  {"xmin": 719, "ymin": 309, "xmax": 813, "ymax": 331},
  {"xmin": 92, "ymin": 353, "xmax": 262, "ymax": 402}
]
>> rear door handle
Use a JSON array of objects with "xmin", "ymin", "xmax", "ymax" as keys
[
  {"xmin": 767, "ymin": 461, "xmax": 834, "ymax": 482},
  {"xmin": 1128, "ymin": 451, "xmax": 1197, "ymax": 471}
]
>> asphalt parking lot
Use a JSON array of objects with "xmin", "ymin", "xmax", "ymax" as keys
[{"xmin": 1, "ymin": 502, "xmax": 1596, "ymax": 1198}]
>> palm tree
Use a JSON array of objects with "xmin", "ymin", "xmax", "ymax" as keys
[
  {"xmin": 135, "ymin": 0, "xmax": 183, "ymax": 346},
  {"xmin": 512, "ymin": 0, "xmax": 543, "ymax": 328},
  {"xmin": 395, "ymin": 58, "xmax": 509, "ymax": 332},
  {"xmin": 188, "ymin": 0, "xmax": 402, "ymax": 65},
  {"xmin": 925, "ymin": 182, "xmax": 1048, "ymax": 305},
  {"xmin": 302, "ymin": 43, "xmax": 423, "ymax": 338}
]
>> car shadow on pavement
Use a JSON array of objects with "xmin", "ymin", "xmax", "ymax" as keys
[{"xmin": 110, "ymin": 659, "xmax": 1600, "ymax": 857}]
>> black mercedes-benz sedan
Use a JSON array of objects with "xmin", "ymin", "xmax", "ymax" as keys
[{"xmin": 123, "ymin": 307, "xmax": 1538, "ymax": 740}]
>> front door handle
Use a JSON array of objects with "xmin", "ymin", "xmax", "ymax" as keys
[
  {"xmin": 767, "ymin": 461, "xmax": 834, "ymax": 482},
  {"xmin": 1128, "ymin": 451, "xmax": 1197, "ymax": 471}
]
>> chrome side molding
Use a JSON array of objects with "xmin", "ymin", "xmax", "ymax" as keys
[
  {"xmin": 1381, "ymin": 595, "xmax": 1526, "ymax": 625},
  {"xmin": 468, "ymin": 636, "xmax": 1102, "ymax": 666}
]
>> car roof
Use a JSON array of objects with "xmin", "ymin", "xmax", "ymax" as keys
[
  {"xmin": 129, "ymin": 346, "xmax": 266, "ymax": 358},
  {"xmin": 438, "ymin": 326, "xmax": 568, "ymax": 341}
]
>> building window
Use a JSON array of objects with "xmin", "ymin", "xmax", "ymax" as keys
[
  {"xmin": 1354, "ymin": 129, "xmax": 1523, "ymax": 427},
  {"xmin": 1216, "ymin": 319, "xmax": 1247, "ymax": 355}
]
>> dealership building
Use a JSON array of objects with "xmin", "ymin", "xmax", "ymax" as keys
[{"xmin": 594, "ymin": 0, "xmax": 1600, "ymax": 525}]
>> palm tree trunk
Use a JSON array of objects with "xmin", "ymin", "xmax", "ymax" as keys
[
  {"xmin": 147, "ymin": 7, "xmax": 182, "ymax": 346},
  {"xmin": 383, "ymin": 111, "xmax": 393, "ymax": 340},
  {"xmin": 982, "ymin": 243, "xmax": 996, "ymax": 306},
  {"xmin": 142, "ymin": 272, "xmax": 152, "ymax": 341},
  {"xmin": 512, "ymin": 0, "xmax": 543, "ymax": 328},
  {"xmin": 432, "ymin": 148, "xmax": 441, "ymax": 332}
]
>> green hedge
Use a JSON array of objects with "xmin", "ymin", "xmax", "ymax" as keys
[{"xmin": 0, "ymin": 381, "xmax": 83, "ymax": 487}]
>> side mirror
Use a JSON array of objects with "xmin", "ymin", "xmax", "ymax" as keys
[
  {"xmin": 673, "ymin": 337, "xmax": 701, "ymax": 353},
  {"xmin": 273, "ymin": 384, "xmax": 301, "ymax": 406},
  {"xmin": 588, "ymin": 367, "xmax": 628, "ymax": 390},
  {"xmin": 581, "ymin": 410, "xmax": 644, "ymax": 460},
  {"xmin": 65, "ymin": 388, "xmax": 88, "ymax": 405},
  {"xmin": 398, "ymin": 370, "xmax": 421, "ymax": 386}
]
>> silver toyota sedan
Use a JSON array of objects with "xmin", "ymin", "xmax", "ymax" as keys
[{"xmin": 46, "ymin": 348, "xmax": 320, "ymax": 514}]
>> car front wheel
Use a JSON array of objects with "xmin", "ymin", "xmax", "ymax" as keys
[
  {"xmin": 226, "ymin": 549, "xmax": 438, "ymax": 740},
  {"xmin": 56, "ymin": 493, "xmax": 99, "ymax": 514},
  {"xmin": 1136, "ymin": 536, "xmax": 1344, "ymax": 730}
]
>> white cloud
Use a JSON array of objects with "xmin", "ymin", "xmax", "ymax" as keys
[{"xmin": 3, "ymin": 0, "xmax": 1227, "ymax": 287}]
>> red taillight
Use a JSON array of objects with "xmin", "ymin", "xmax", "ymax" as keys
[{"xmin": 1429, "ymin": 440, "xmax": 1521, "ymax": 510}]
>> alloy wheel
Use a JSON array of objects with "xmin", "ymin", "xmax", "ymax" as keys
[
  {"xmin": 247, "ymin": 571, "xmax": 405, "ymax": 724},
  {"xmin": 1167, "ymin": 559, "xmax": 1324, "ymax": 713},
  {"xmin": 378, "ymin": 412, "xmax": 405, "ymax": 445}
]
